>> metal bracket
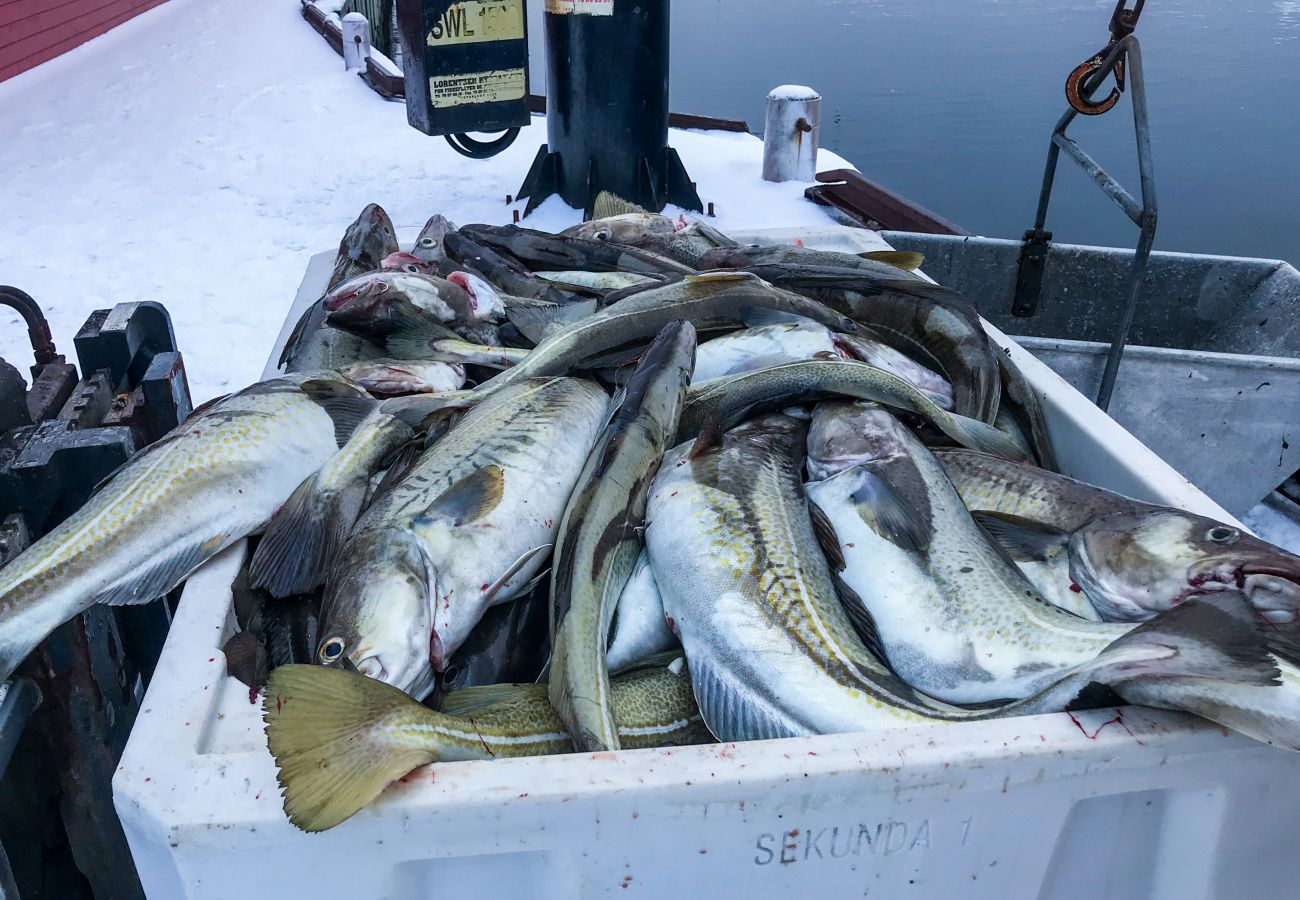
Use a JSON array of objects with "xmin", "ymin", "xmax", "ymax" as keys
[{"xmin": 1017, "ymin": 12, "xmax": 1156, "ymax": 412}]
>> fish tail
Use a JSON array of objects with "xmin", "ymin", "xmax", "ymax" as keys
[
  {"xmin": 249, "ymin": 473, "xmax": 363, "ymax": 598},
  {"xmin": 263, "ymin": 665, "xmax": 439, "ymax": 832},
  {"xmin": 548, "ymin": 637, "xmax": 621, "ymax": 752},
  {"xmin": 937, "ymin": 408, "xmax": 1033, "ymax": 462}
]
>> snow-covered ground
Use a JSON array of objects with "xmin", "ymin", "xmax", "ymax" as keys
[{"xmin": 0, "ymin": 0, "xmax": 845, "ymax": 402}]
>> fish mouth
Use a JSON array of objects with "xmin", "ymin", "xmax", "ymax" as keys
[{"xmin": 1187, "ymin": 557, "xmax": 1300, "ymax": 624}]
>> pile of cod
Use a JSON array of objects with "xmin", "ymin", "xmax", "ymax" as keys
[{"xmin": 3, "ymin": 200, "xmax": 1299, "ymax": 834}]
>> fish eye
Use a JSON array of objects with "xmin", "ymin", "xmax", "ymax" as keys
[
  {"xmin": 403, "ymin": 264, "xmax": 420, "ymax": 273},
  {"xmin": 319, "ymin": 637, "xmax": 346, "ymax": 663},
  {"xmin": 1206, "ymin": 525, "xmax": 1239, "ymax": 544},
  {"xmin": 420, "ymin": 237, "xmax": 436, "ymax": 247},
  {"xmin": 441, "ymin": 665, "xmax": 460, "ymax": 688},
  {"xmin": 594, "ymin": 229, "xmax": 611, "ymax": 241}
]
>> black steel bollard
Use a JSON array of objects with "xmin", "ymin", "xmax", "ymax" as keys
[{"xmin": 517, "ymin": 0, "xmax": 702, "ymax": 218}]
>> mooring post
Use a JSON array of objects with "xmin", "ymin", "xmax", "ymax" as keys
[
  {"xmin": 762, "ymin": 85, "xmax": 821, "ymax": 182},
  {"xmin": 342, "ymin": 12, "xmax": 371, "ymax": 71}
]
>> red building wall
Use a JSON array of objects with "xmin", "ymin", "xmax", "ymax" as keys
[{"xmin": 0, "ymin": 0, "xmax": 169, "ymax": 83}]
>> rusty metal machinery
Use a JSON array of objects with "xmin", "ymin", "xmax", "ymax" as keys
[{"xmin": 0, "ymin": 289, "xmax": 191, "ymax": 899}]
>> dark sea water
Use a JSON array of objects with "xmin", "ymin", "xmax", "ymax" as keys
[{"xmin": 669, "ymin": 0, "xmax": 1300, "ymax": 265}]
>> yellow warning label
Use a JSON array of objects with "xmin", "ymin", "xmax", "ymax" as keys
[
  {"xmin": 426, "ymin": 0, "xmax": 525, "ymax": 47},
  {"xmin": 544, "ymin": 0, "xmax": 614, "ymax": 15},
  {"xmin": 429, "ymin": 68, "xmax": 527, "ymax": 108}
]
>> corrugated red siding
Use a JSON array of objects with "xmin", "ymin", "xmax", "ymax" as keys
[{"xmin": 0, "ymin": 0, "xmax": 169, "ymax": 83}]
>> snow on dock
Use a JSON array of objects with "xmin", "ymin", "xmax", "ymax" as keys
[{"xmin": 0, "ymin": 0, "xmax": 847, "ymax": 403}]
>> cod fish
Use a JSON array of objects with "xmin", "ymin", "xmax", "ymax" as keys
[
  {"xmin": 646, "ymin": 414, "xmax": 1275, "ymax": 741},
  {"xmin": 606, "ymin": 549, "xmax": 676, "ymax": 674},
  {"xmin": 338, "ymin": 358, "xmax": 466, "ymax": 398},
  {"xmin": 460, "ymin": 224, "xmax": 695, "ymax": 276},
  {"xmin": 431, "ymin": 580, "xmax": 550, "ymax": 709},
  {"xmin": 549, "ymin": 321, "xmax": 696, "ymax": 751},
  {"xmin": 676, "ymin": 359, "xmax": 1024, "ymax": 461},
  {"xmin": 317, "ymin": 377, "xmax": 608, "ymax": 700},
  {"xmin": 722, "ymin": 263, "xmax": 1001, "ymax": 424},
  {"xmin": 469, "ymin": 272, "xmax": 854, "ymax": 397},
  {"xmin": 443, "ymin": 232, "xmax": 595, "ymax": 306},
  {"xmin": 537, "ymin": 270, "xmax": 659, "ymax": 292},
  {"xmin": 936, "ymin": 450, "xmax": 1300, "ymax": 625},
  {"xmin": 249, "ymin": 400, "xmax": 426, "ymax": 598},
  {"xmin": 0, "ymin": 373, "xmax": 377, "ymax": 680},
  {"xmin": 262, "ymin": 655, "xmax": 710, "ymax": 831},
  {"xmin": 697, "ymin": 244, "xmax": 925, "ymax": 282},
  {"xmin": 412, "ymin": 214, "xmax": 457, "ymax": 266},
  {"xmin": 279, "ymin": 204, "xmax": 396, "ymax": 372}
]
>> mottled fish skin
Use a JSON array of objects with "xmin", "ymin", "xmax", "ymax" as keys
[
  {"xmin": 280, "ymin": 205, "xmax": 397, "ymax": 372},
  {"xmin": 473, "ymin": 272, "xmax": 855, "ymax": 397},
  {"xmin": 317, "ymin": 377, "xmax": 608, "ymax": 700},
  {"xmin": 537, "ymin": 271, "xmax": 658, "ymax": 292},
  {"xmin": 606, "ymin": 549, "xmax": 676, "ymax": 674},
  {"xmin": 645, "ymin": 415, "xmax": 955, "ymax": 740},
  {"xmin": 339, "ymin": 359, "xmax": 466, "ymax": 398},
  {"xmin": 549, "ymin": 321, "xmax": 696, "ymax": 751},
  {"xmin": 644, "ymin": 413, "xmax": 1287, "ymax": 745},
  {"xmin": 676, "ymin": 359, "xmax": 1026, "ymax": 461},
  {"xmin": 804, "ymin": 403, "xmax": 1127, "ymax": 704},
  {"xmin": 0, "ymin": 373, "xmax": 368, "ymax": 680},
  {"xmin": 460, "ymin": 224, "xmax": 695, "ymax": 276},
  {"xmin": 412, "ymin": 214, "xmax": 457, "ymax": 266},
  {"xmin": 561, "ymin": 213, "xmax": 679, "ymax": 244},
  {"xmin": 692, "ymin": 323, "xmax": 838, "ymax": 383},
  {"xmin": 707, "ymin": 261, "xmax": 1000, "ymax": 424},
  {"xmin": 936, "ymin": 450, "xmax": 1300, "ymax": 625},
  {"xmin": 327, "ymin": 203, "xmax": 399, "ymax": 291}
]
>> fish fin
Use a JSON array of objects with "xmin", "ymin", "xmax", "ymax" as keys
[
  {"xmin": 1101, "ymin": 592, "xmax": 1279, "ymax": 686},
  {"xmin": 688, "ymin": 655, "xmax": 804, "ymax": 743},
  {"xmin": 861, "ymin": 250, "xmax": 924, "ymax": 271},
  {"xmin": 684, "ymin": 271, "xmax": 754, "ymax": 284},
  {"xmin": 686, "ymin": 220, "xmax": 738, "ymax": 248},
  {"xmin": 300, "ymin": 379, "xmax": 378, "ymax": 447},
  {"xmin": 935, "ymin": 409, "xmax": 1030, "ymax": 461},
  {"xmin": 263, "ymin": 665, "xmax": 439, "ymax": 832},
  {"xmin": 807, "ymin": 500, "xmax": 846, "ymax": 572},
  {"xmin": 832, "ymin": 573, "xmax": 889, "ymax": 664},
  {"xmin": 98, "ymin": 531, "xmax": 238, "ymax": 606},
  {"xmin": 971, "ymin": 511, "xmax": 1070, "ymax": 563},
  {"xmin": 249, "ymin": 472, "xmax": 367, "ymax": 598},
  {"xmin": 279, "ymin": 302, "xmax": 326, "ymax": 369},
  {"xmin": 592, "ymin": 192, "xmax": 650, "ymax": 218},
  {"xmin": 438, "ymin": 682, "xmax": 548, "ymax": 716},
  {"xmin": 379, "ymin": 392, "xmax": 476, "ymax": 428},
  {"xmin": 507, "ymin": 300, "xmax": 596, "ymax": 344},
  {"xmin": 687, "ymin": 417, "xmax": 724, "ymax": 460},
  {"xmin": 222, "ymin": 631, "xmax": 269, "ymax": 692},
  {"xmin": 413, "ymin": 466, "xmax": 505, "ymax": 528},
  {"xmin": 483, "ymin": 544, "xmax": 552, "ymax": 603},
  {"xmin": 371, "ymin": 437, "xmax": 424, "ymax": 496},
  {"xmin": 368, "ymin": 305, "xmax": 460, "ymax": 359},
  {"xmin": 845, "ymin": 466, "xmax": 931, "ymax": 553}
]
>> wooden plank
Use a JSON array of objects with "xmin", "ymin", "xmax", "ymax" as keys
[
  {"xmin": 0, "ymin": 0, "xmax": 165, "ymax": 82},
  {"xmin": 805, "ymin": 168, "xmax": 968, "ymax": 235}
]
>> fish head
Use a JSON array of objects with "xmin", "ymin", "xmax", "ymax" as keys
[
  {"xmin": 380, "ymin": 251, "xmax": 437, "ymax": 275},
  {"xmin": 322, "ymin": 271, "xmax": 389, "ymax": 313},
  {"xmin": 806, "ymin": 400, "xmax": 906, "ymax": 480},
  {"xmin": 1071, "ymin": 509, "xmax": 1300, "ymax": 624},
  {"xmin": 317, "ymin": 531, "xmax": 437, "ymax": 700},
  {"xmin": 446, "ymin": 271, "xmax": 506, "ymax": 321},
  {"xmin": 342, "ymin": 360, "xmax": 465, "ymax": 398},
  {"xmin": 562, "ymin": 214, "xmax": 676, "ymax": 244}
]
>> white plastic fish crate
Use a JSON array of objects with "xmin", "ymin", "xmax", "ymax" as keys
[{"xmin": 114, "ymin": 229, "xmax": 1300, "ymax": 900}]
